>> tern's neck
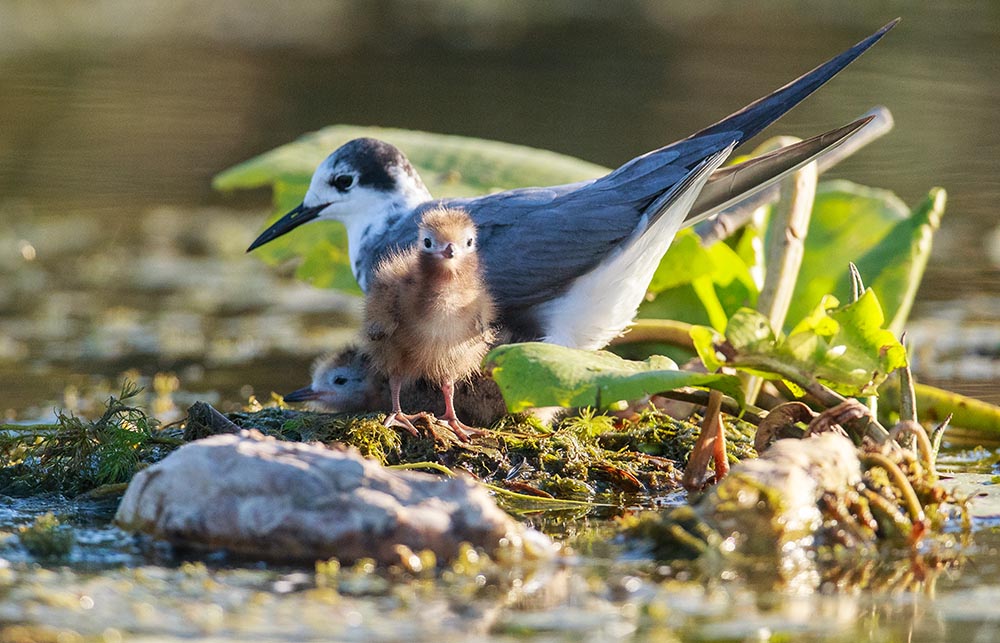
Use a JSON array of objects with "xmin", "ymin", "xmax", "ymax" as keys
[{"xmin": 344, "ymin": 185, "xmax": 431, "ymax": 290}]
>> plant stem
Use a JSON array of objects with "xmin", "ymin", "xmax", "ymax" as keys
[
  {"xmin": 744, "ymin": 135, "xmax": 818, "ymax": 406},
  {"xmin": 657, "ymin": 390, "xmax": 765, "ymax": 425},
  {"xmin": 734, "ymin": 354, "xmax": 890, "ymax": 443},
  {"xmin": 610, "ymin": 319, "xmax": 695, "ymax": 350}
]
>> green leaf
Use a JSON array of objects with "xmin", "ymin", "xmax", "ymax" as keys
[
  {"xmin": 692, "ymin": 291, "xmax": 906, "ymax": 396},
  {"xmin": 725, "ymin": 308, "xmax": 778, "ymax": 351},
  {"xmin": 484, "ymin": 342, "xmax": 744, "ymax": 412},
  {"xmin": 857, "ymin": 188, "xmax": 945, "ymax": 334},
  {"xmin": 641, "ymin": 230, "xmax": 759, "ymax": 330},
  {"xmin": 215, "ymin": 125, "xmax": 611, "ymax": 193},
  {"xmin": 690, "ymin": 325, "xmax": 725, "ymax": 372},
  {"xmin": 785, "ymin": 181, "xmax": 944, "ymax": 332},
  {"xmin": 813, "ymin": 289, "xmax": 907, "ymax": 392},
  {"xmin": 646, "ymin": 230, "xmax": 715, "ymax": 292},
  {"xmin": 789, "ymin": 294, "xmax": 841, "ymax": 337},
  {"xmin": 216, "ymin": 125, "xmax": 611, "ymax": 293},
  {"xmin": 647, "ymin": 182, "xmax": 944, "ymax": 342}
]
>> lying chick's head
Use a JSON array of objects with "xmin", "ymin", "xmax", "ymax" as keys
[
  {"xmin": 284, "ymin": 346, "xmax": 374, "ymax": 410},
  {"xmin": 417, "ymin": 207, "xmax": 477, "ymax": 267}
]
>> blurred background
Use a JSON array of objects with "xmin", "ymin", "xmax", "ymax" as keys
[{"xmin": 1, "ymin": 1, "xmax": 997, "ymax": 422}]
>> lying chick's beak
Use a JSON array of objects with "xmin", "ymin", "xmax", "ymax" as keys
[
  {"xmin": 439, "ymin": 243, "xmax": 455, "ymax": 259},
  {"xmin": 283, "ymin": 386, "xmax": 319, "ymax": 402}
]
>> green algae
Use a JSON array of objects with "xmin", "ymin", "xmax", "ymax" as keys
[
  {"xmin": 17, "ymin": 512, "xmax": 75, "ymax": 560},
  {"xmin": 0, "ymin": 382, "xmax": 183, "ymax": 497}
]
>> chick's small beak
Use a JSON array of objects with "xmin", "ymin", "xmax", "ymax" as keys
[
  {"xmin": 439, "ymin": 243, "xmax": 455, "ymax": 259},
  {"xmin": 247, "ymin": 202, "xmax": 327, "ymax": 252},
  {"xmin": 283, "ymin": 386, "xmax": 319, "ymax": 402}
]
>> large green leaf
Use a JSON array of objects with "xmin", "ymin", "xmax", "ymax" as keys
[
  {"xmin": 639, "ymin": 229, "xmax": 759, "ymax": 331},
  {"xmin": 856, "ymin": 188, "xmax": 945, "ymax": 334},
  {"xmin": 692, "ymin": 290, "xmax": 906, "ymax": 396},
  {"xmin": 214, "ymin": 125, "xmax": 611, "ymax": 193},
  {"xmin": 484, "ymin": 342, "xmax": 744, "ymax": 412},
  {"xmin": 216, "ymin": 126, "xmax": 611, "ymax": 293},
  {"xmin": 784, "ymin": 181, "xmax": 945, "ymax": 332}
]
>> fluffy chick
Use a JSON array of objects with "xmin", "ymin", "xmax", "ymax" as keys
[{"xmin": 364, "ymin": 207, "xmax": 496, "ymax": 440}]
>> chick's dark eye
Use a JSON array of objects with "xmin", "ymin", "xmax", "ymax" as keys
[
  {"xmin": 330, "ymin": 174, "xmax": 354, "ymax": 191},
  {"xmin": 423, "ymin": 238, "xmax": 432, "ymax": 249},
  {"xmin": 333, "ymin": 376, "xmax": 348, "ymax": 386},
  {"xmin": 467, "ymin": 238, "xmax": 473, "ymax": 247}
]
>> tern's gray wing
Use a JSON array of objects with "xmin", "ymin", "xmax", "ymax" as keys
[
  {"xmin": 687, "ymin": 115, "xmax": 875, "ymax": 225},
  {"xmin": 364, "ymin": 116, "xmax": 872, "ymax": 310},
  {"xmin": 365, "ymin": 130, "xmax": 734, "ymax": 310},
  {"xmin": 459, "ymin": 132, "xmax": 741, "ymax": 306},
  {"xmin": 467, "ymin": 116, "xmax": 875, "ymax": 306}
]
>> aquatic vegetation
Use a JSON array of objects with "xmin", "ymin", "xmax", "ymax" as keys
[
  {"xmin": 485, "ymin": 343, "xmax": 744, "ymax": 413},
  {"xmin": 691, "ymin": 293, "xmax": 906, "ymax": 402},
  {"xmin": 640, "ymin": 182, "xmax": 946, "ymax": 338},
  {"xmin": 186, "ymin": 400, "xmax": 756, "ymax": 507},
  {"xmin": 17, "ymin": 512, "xmax": 75, "ymax": 560},
  {"xmin": 621, "ymin": 421, "xmax": 964, "ymax": 590},
  {"xmin": 0, "ymin": 123, "xmax": 989, "ymax": 633},
  {"xmin": 0, "ymin": 382, "xmax": 183, "ymax": 496}
]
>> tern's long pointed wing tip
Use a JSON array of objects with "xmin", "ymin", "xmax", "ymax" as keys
[
  {"xmin": 692, "ymin": 19, "xmax": 899, "ymax": 147},
  {"xmin": 688, "ymin": 115, "xmax": 874, "ymax": 222}
]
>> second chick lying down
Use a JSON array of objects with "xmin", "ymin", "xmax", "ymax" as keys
[{"xmin": 284, "ymin": 346, "xmax": 508, "ymax": 429}]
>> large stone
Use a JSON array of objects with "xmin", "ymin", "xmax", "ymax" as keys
[{"xmin": 115, "ymin": 430, "xmax": 553, "ymax": 564}]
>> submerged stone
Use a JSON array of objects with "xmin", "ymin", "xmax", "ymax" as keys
[{"xmin": 115, "ymin": 429, "xmax": 554, "ymax": 564}]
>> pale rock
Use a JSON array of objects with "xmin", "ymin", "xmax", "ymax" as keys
[{"xmin": 115, "ymin": 429, "xmax": 554, "ymax": 564}]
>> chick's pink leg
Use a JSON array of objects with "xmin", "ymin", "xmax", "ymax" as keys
[
  {"xmin": 437, "ymin": 380, "xmax": 486, "ymax": 442},
  {"xmin": 382, "ymin": 375, "xmax": 422, "ymax": 437}
]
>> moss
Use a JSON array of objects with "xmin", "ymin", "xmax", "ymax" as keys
[
  {"xmin": 212, "ymin": 404, "xmax": 762, "ymax": 505},
  {"xmin": 18, "ymin": 513, "xmax": 75, "ymax": 560}
]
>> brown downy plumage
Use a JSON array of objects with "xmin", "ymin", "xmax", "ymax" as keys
[{"xmin": 364, "ymin": 207, "xmax": 496, "ymax": 440}]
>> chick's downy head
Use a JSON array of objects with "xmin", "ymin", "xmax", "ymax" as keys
[
  {"xmin": 417, "ymin": 207, "xmax": 477, "ymax": 266},
  {"xmin": 284, "ymin": 346, "xmax": 376, "ymax": 411}
]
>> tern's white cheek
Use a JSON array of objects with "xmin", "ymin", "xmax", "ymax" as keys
[{"xmin": 302, "ymin": 190, "xmax": 321, "ymax": 208}]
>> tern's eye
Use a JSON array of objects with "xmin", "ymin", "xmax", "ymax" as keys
[
  {"xmin": 330, "ymin": 174, "xmax": 355, "ymax": 191},
  {"xmin": 423, "ymin": 238, "xmax": 432, "ymax": 249},
  {"xmin": 333, "ymin": 376, "xmax": 348, "ymax": 386},
  {"xmin": 466, "ymin": 238, "xmax": 473, "ymax": 247}
]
